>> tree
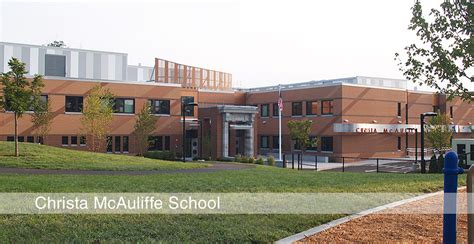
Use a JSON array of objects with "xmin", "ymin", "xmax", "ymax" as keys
[
  {"xmin": 31, "ymin": 97, "xmax": 54, "ymax": 144},
  {"xmin": 287, "ymin": 120, "xmax": 318, "ymax": 155},
  {"xmin": 81, "ymin": 85, "xmax": 114, "ymax": 152},
  {"xmin": 0, "ymin": 58, "xmax": 44, "ymax": 156},
  {"xmin": 425, "ymin": 113, "xmax": 453, "ymax": 155},
  {"xmin": 133, "ymin": 104, "xmax": 157, "ymax": 156},
  {"xmin": 395, "ymin": 0, "xmax": 473, "ymax": 101},
  {"xmin": 47, "ymin": 41, "xmax": 66, "ymax": 48}
]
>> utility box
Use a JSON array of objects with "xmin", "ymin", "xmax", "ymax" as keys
[{"xmin": 452, "ymin": 138, "xmax": 474, "ymax": 165}]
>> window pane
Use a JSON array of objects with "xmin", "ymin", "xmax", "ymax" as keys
[
  {"xmin": 6, "ymin": 136, "xmax": 14, "ymax": 142},
  {"xmin": 71, "ymin": 136, "xmax": 78, "ymax": 145},
  {"xmin": 123, "ymin": 136, "xmax": 129, "ymax": 152},
  {"xmin": 260, "ymin": 136, "xmax": 269, "ymax": 148},
  {"xmin": 18, "ymin": 136, "xmax": 24, "ymax": 142},
  {"xmin": 62, "ymin": 136, "xmax": 68, "ymax": 145},
  {"xmin": 107, "ymin": 136, "xmax": 113, "ymax": 152},
  {"xmin": 307, "ymin": 136, "xmax": 317, "ymax": 151},
  {"xmin": 306, "ymin": 101, "xmax": 318, "ymax": 115},
  {"xmin": 272, "ymin": 136, "xmax": 279, "ymax": 149},
  {"xmin": 322, "ymin": 100, "xmax": 333, "ymax": 115},
  {"xmin": 164, "ymin": 136, "xmax": 171, "ymax": 151},
  {"xmin": 261, "ymin": 104, "xmax": 269, "ymax": 117},
  {"xmin": 292, "ymin": 102, "xmax": 302, "ymax": 116},
  {"xmin": 27, "ymin": 136, "xmax": 34, "ymax": 143},
  {"xmin": 321, "ymin": 137, "xmax": 333, "ymax": 152},
  {"xmin": 124, "ymin": 99, "xmax": 134, "ymax": 113},
  {"xmin": 115, "ymin": 136, "xmax": 121, "ymax": 152},
  {"xmin": 65, "ymin": 96, "xmax": 83, "ymax": 112},
  {"xmin": 80, "ymin": 136, "xmax": 86, "ymax": 146},
  {"xmin": 182, "ymin": 96, "xmax": 195, "ymax": 116},
  {"xmin": 272, "ymin": 103, "xmax": 279, "ymax": 116}
]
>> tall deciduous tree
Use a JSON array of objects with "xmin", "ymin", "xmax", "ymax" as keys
[
  {"xmin": 0, "ymin": 58, "xmax": 44, "ymax": 156},
  {"xmin": 81, "ymin": 85, "xmax": 114, "ymax": 152},
  {"xmin": 425, "ymin": 113, "xmax": 453, "ymax": 154},
  {"xmin": 133, "ymin": 104, "xmax": 157, "ymax": 156},
  {"xmin": 395, "ymin": 0, "xmax": 473, "ymax": 101},
  {"xmin": 287, "ymin": 120, "xmax": 318, "ymax": 155},
  {"xmin": 31, "ymin": 98, "xmax": 54, "ymax": 144}
]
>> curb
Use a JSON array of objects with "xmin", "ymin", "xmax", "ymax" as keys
[{"xmin": 275, "ymin": 188, "xmax": 465, "ymax": 244}]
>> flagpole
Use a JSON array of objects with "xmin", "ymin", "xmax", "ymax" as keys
[{"xmin": 278, "ymin": 84, "xmax": 282, "ymax": 161}]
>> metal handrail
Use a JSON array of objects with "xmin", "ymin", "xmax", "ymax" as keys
[{"xmin": 467, "ymin": 165, "xmax": 474, "ymax": 244}]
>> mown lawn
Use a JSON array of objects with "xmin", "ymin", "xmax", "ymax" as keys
[
  {"xmin": 0, "ymin": 165, "xmax": 453, "ymax": 243},
  {"xmin": 0, "ymin": 142, "xmax": 206, "ymax": 170}
]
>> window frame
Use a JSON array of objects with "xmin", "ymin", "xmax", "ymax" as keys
[
  {"xmin": 61, "ymin": 136, "xmax": 69, "ymax": 146},
  {"xmin": 320, "ymin": 136, "xmax": 333, "ymax": 152},
  {"xmin": 148, "ymin": 99, "xmax": 171, "ymax": 115},
  {"xmin": 321, "ymin": 100, "xmax": 334, "ymax": 115},
  {"xmin": 306, "ymin": 101, "xmax": 318, "ymax": 116},
  {"xmin": 113, "ymin": 98, "xmax": 135, "ymax": 114},
  {"xmin": 260, "ymin": 104, "xmax": 270, "ymax": 117},
  {"xmin": 272, "ymin": 103, "xmax": 279, "ymax": 117},
  {"xmin": 65, "ymin": 96, "xmax": 84, "ymax": 113},
  {"xmin": 260, "ymin": 135, "xmax": 269, "ymax": 149},
  {"xmin": 292, "ymin": 102, "xmax": 303, "ymax": 116}
]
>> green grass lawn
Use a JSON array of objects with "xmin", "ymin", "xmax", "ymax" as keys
[
  {"xmin": 0, "ymin": 164, "xmax": 453, "ymax": 243},
  {"xmin": 0, "ymin": 142, "xmax": 206, "ymax": 170}
]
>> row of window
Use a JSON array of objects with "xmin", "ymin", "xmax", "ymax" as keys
[
  {"xmin": 63, "ymin": 96, "xmax": 194, "ymax": 115},
  {"xmin": 260, "ymin": 136, "xmax": 334, "ymax": 152},
  {"xmin": 61, "ymin": 136, "xmax": 87, "ymax": 146},
  {"xmin": 106, "ymin": 136, "xmax": 130, "ymax": 153},
  {"xmin": 260, "ymin": 100, "xmax": 334, "ymax": 117},
  {"xmin": 6, "ymin": 136, "xmax": 43, "ymax": 144}
]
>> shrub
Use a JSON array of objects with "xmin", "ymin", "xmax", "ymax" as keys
[
  {"xmin": 267, "ymin": 155, "xmax": 275, "ymax": 166},
  {"xmin": 240, "ymin": 156, "xmax": 249, "ymax": 164},
  {"xmin": 248, "ymin": 157, "xmax": 255, "ymax": 164},
  {"xmin": 234, "ymin": 154, "xmax": 242, "ymax": 163},
  {"xmin": 428, "ymin": 155, "xmax": 437, "ymax": 173},
  {"xmin": 256, "ymin": 156, "xmax": 264, "ymax": 165},
  {"xmin": 143, "ymin": 151, "xmax": 176, "ymax": 161}
]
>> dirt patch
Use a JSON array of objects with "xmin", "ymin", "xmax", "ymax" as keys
[{"xmin": 298, "ymin": 190, "xmax": 468, "ymax": 243}]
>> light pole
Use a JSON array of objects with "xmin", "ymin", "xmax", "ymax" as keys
[
  {"xmin": 182, "ymin": 99, "xmax": 198, "ymax": 162},
  {"xmin": 420, "ymin": 112, "xmax": 437, "ymax": 173}
]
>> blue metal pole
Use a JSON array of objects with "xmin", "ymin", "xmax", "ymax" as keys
[{"xmin": 443, "ymin": 151, "xmax": 464, "ymax": 244}]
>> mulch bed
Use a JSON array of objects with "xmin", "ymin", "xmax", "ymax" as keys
[{"xmin": 298, "ymin": 190, "xmax": 468, "ymax": 243}]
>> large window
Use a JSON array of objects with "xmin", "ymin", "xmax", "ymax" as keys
[
  {"xmin": 5, "ymin": 95, "xmax": 48, "ymax": 112},
  {"xmin": 292, "ymin": 102, "xmax": 303, "ymax": 116},
  {"xmin": 65, "ymin": 96, "xmax": 83, "ymax": 113},
  {"xmin": 260, "ymin": 136, "xmax": 269, "ymax": 149},
  {"xmin": 306, "ymin": 101, "xmax": 318, "ymax": 115},
  {"xmin": 321, "ymin": 137, "xmax": 333, "ymax": 152},
  {"xmin": 181, "ymin": 96, "xmax": 195, "ymax": 116},
  {"xmin": 80, "ymin": 136, "xmax": 86, "ymax": 146},
  {"xmin": 260, "ymin": 104, "xmax": 269, "ymax": 117},
  {"xmin": 321, "ymin": 100, "xmax": 334, "ymax": 115},
  {"xmin": 114, "ymin": 98, "xmax": 135, "ymax": 114},
  {"xmin": 148, "ymin": 99, "xmax": 170, "ymax": 115},
  {"xmin": 45, "ymin": 54, "xmax": 66, "ymax": 77},
  {"xmin": 272, "ymin": 103, "xmax": 279, "ymax": 117}
]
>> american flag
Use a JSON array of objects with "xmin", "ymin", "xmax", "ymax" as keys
[{"xmin": 278, "ymin": 85, "xmax": 283, "ymax": 111}]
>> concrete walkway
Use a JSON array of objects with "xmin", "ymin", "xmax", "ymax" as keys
[{"xmin": 0, "ymin": 163, "xmax": 255, "ymax": 175}]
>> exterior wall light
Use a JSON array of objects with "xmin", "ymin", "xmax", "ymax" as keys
[
  {"xmin": 343, "ymin": 119, "xmax": 349, "ymax": 123},
  {"xmin": 372, "ymin": 120, "xmax": 377, "ymax": 123}
]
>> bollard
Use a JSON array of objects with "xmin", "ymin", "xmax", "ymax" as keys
[
  {"xmin": 315, "ymin": 155, "xmax": 318, "ymax": 171},
  {"xmin": 292, "ymin": 153, "xmax": 294, "ymax": 169},
  {"xmin": 443, "ymin": 151, "xmax": 464, "ymax": 244},
  {"xmin": 283, "ymin": 154, "xmax": 286, "ymax": 168}
]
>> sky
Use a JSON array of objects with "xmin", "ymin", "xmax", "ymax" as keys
[{"xmin": 0, "ymin": 0, "xmax": 470, "ymax": 90}]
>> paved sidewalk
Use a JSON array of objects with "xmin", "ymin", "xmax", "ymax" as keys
[{"xmin": 0, "ymin": 163, "xmax": 255, "ymax": 175}]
